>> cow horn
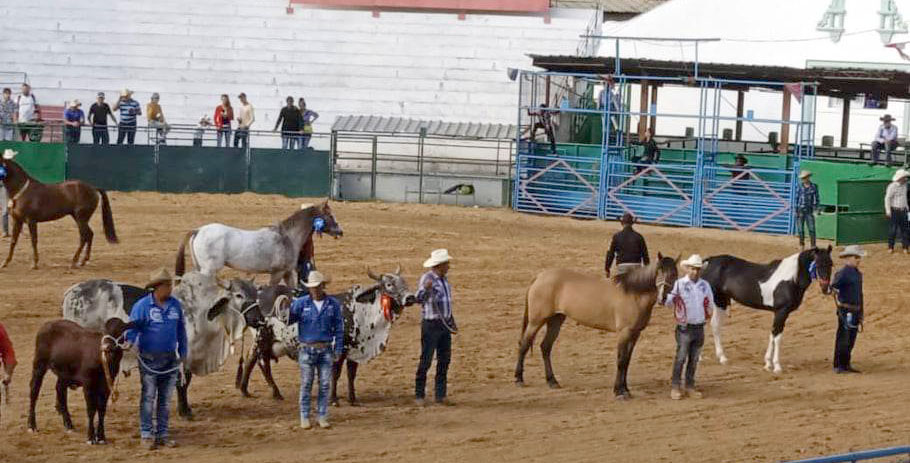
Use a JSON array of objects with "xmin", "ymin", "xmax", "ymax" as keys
[
  {"xmin": 366, "ymin": 267, "xmax": 381, "ymax": 281},
  {"xmin": 395, "ymin": 263, "xmax": 401, "ymax": 275}
]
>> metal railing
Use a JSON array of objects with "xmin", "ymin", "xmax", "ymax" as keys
[{"xmin": 782, "ymin": 446, "xmax": 910, "ymax": 463}]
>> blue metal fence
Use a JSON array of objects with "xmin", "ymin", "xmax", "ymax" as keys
[{"xmin": 782, "ymin": 446, "xmax": 910, "ymax": 463}]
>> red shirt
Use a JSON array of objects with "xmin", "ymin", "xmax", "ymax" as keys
[{"xmin": 0, "ymin": 322, "xmax": 16, "ymax": 367}]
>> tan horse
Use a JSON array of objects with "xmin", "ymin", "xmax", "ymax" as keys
[{"xmin": 515, "ymin": 254, "xmax": 678, "ymax": 399}]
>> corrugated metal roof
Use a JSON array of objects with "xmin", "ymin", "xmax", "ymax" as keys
[
  {"xmin": 332, "ymin": 115, "xmax": 516, "ymax": 139},
  {"xmin": 551, "ymin": 0, "xmax": 668, "ymax": 14}
]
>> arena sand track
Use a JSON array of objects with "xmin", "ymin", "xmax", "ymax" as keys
[{"xmin": 0, "ymin": 192, "xmax": 907, "ymax": 463}]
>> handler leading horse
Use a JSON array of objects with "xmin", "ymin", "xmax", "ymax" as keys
[
  {"xmin": 515, "ymin": 254, "xmax": 678, "ymax": 399},
  {"xmin": 0, "ymin": 149, "xmax": 118, "ymax": 269},
  {"xmin": 175, "ymin": 201, "xmax": 342, "ymax": 288}
]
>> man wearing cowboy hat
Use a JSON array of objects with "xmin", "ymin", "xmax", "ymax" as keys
[
  {"xmin": 125, "ymin": 267, "xmax": 187, "ymax": 450},
  {"xmin": 113, "ymin": 88, "xmax": 141, "ymax": 145},
  {"xmin": 872, "ymin": 114, "xmax": 899, "ymax": 165},
  {"xmin": 62, "ymin": 99, "xmax": 85, "ymax": 144},
  {"xmin": 287, "ymin": 270, "xmax": 344, "ymax": 430},
  {"xmin": 795, "ymin": 170, "xmax": 820, "ymax": 250},
  {"xmin": 885, "ymin": 168, "xmax": 910, "ymax": 253},
  {"xmin": 414, "ymin": 249, "xmax": 458, "ymax": 406},
  {"xmin": 664, "ymin": 254, "xmax": 716, "ymax": 400},
  {"xmin": 831, "ymin": 245, "xmax": 866, "ymax": 374},
  {"xmin": 605, "ymin": 212, "xmax": 650, "ymax": 278}
]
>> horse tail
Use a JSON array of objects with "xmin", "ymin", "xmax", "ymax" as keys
[
  {"xmin": 98, "ymin": 189, "xmax": 119, "ymax": 244},
  {"xmin": 520, "ymin": 275, "xmax": 537, "ymax": 353},
  {"xmin": 175, "ymin": 229, "xmax": 198, "ymax": 277}
]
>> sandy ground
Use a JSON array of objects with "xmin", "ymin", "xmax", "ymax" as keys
[{"xmin": 0, "ymin": 192, "xmax": 907, "ymax": 463}]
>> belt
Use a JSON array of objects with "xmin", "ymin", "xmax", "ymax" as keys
[
  {"xmin": 300, "ymin": 341, "xmax": 331, "ymax": 348},
  {"xmin": 837, "ymin": 302, "xmax": 862, "ymax": 311}
]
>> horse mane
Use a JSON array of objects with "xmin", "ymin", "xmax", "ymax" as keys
[
  {"xmin": 278, "ymin": 205, "xmax": 317, "ymax": 234},
  {"xmin": 614, "ymin": 262, "xmax": 657, "ymax": 294}
]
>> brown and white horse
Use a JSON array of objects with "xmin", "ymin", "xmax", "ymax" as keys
[{"xmin": 0, "ymin": 149, "xmax": 118, "ymax": 269}]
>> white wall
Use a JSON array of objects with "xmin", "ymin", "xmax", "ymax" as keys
[{"xmin": 0, "ymin": 0, "xmax": 594, "ymax": 149}]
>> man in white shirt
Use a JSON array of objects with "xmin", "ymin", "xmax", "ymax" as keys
[
  {"xmin": 234, "ymin": 92, "xmax": 255, "ymax": 149},
  {"xmin": 871, "ymin": 114, "xmax": 899, "ymax": 165},
  {"xmin": 664, "ymin": 254, "xmax": 715, "ymax": 400},
  {"xmin": 884, "ymin": 168, "xmax": 910, "ymax": 253},
  {"xmin": 15, "ymin": 83, "xmax": 40, "ymax": 142}
]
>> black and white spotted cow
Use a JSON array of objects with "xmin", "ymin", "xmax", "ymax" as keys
[
  {"xmin": 62, "ymin": 272, "xmax": 259, "ymax": 418},
  {"xmin": 238, "ymin": 267, "xmax": 416, "ymax": 405}
]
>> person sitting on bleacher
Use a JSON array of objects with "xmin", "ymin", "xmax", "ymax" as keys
[{"xmin": 871, "ymin": 114, "xmax": 898, "ymax": 166}]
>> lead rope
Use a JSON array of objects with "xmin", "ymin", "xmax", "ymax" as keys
[{"xmin": 99, "ymin": 335, "xmax": 124, "ymax": 406}]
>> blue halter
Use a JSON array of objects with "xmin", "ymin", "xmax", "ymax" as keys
[
  {"xmin": 0, "ymin": 166, "xmax": 7, "ymax": 181},
  {"xmin": 313, "ymin": 217, "xmax": 326, "ymax": 233},
  {"xmin": 808, "ymin": 260, "xmax": 817, "ymax": 280}
]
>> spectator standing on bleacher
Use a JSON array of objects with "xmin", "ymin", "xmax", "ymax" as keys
[
  {"xmin": 274, "ymin": 97, "xmax": 301, "ymax": 150},
  {"xmin": 0, "ymin": 88, "xmax": 15, "ymax": 141},
  {"xmin": 214, "ymin": 94, "xmax": 234, "ymax": 148},
  {"xmin": 114, "ymin": 89, "xmax": 141, "ymax": 145},
  {"xmin": 299, "ymin": 98, "xmax": 318, "ymax": 150},
  {"xmin": 15, "ymin": 84, "xmax": 41, "ymax": 142},
  {"xmin": 88, "ymin": 92, "xmax": 116, "ymax": 145},
  {"xmin": 871, "ymin": 114, "xmax": 899, "ymax": 166},
  {"xmin": 147, "ymin": 93, "xmax": 171, "ymax": 145},
  {"xmin": 63, "ymin": 100, "xmax": 85, "ymax": 144},
  {"xmin": 234, "ymin": 93, "xmax": 254, "ymax": 149}
]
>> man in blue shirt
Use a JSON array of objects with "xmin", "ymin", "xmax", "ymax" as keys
[
  {"xmin": 831, "ymin": 245, "xmax": 865, "ymax": 374},
  {"xmin": 414, "ymin": 249, "xmax": 458, "ymax": 407},
  {"xmin": 125, "ymin": 267, "xmax": 187, "ymax": 450},
  {"xmin": 288, "ymin": 270, "xmax": 344, "ymax": 430},
  {"xmin": 113, "ymin": 88, "xmax": 141, "ymax": 145},
  {"xmin": 795, "ymin": 170, "xmax": 820, "ymax": 249}
]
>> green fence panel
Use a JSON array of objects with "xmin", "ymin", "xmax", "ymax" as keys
[
  {"xmin": 157, "ymin": 146, "xmax": 247, "ymax": 194},
  {"xmin": 837, "ymin": 179, "xmax": 887, "ymax": 212},
  {"xmin": 800, "ymin": 159, "xmax": 896, "ymax": 205},
  {"xmin": 66, "ymin": 145, "xmax": 157, "ymax": 191},
  {"xmin": 249, "ymin": 149, "xmax": 331, "ymax": 197},
  {"xmin": 0, "ymin": 141, "xmax": 66, "ymax": 183},
  {"xmin": 836, "ymin": 212, "xmax": 888, "ymax": 244}
]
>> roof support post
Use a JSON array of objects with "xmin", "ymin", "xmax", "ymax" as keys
[
  {"xmin": 735, "ymin": 90, "xmax": 744, "ymax": 141},
  {"xmin": 840, "ymin": 97, "xmax": 850, "ymax": 148},
  {"xmin": 780, "ymin": 86, "xmax": 792, "ymax": 154},
  {"xmin": 649, "ymin": 84, "xmax": 658, "ymax": 135},
  {"xmin": 638, "ymin": 80, "xmax": 649, "ymax": 138}
]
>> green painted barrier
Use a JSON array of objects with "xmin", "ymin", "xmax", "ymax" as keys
[
  {"xmin": 0, "ymin": 141, "xmax": 66, "ymax": 183},
  {"xmin": 815, "ymin": 179, "xmax": 889, "ymax": 244},
  {"xmin": 157, "ymin": 146, "xmax": 247, "ymax": 194},
  {"xmin": 67, "ymin": 145, "xmax": 157, "ymax": 191},
  {"xmin": 800, "ymin": 159, "xmax": 895, "ymax": 205},
  {"xmin": 249, "ymin": 149, "xmax": 331, "ymax": 197}
]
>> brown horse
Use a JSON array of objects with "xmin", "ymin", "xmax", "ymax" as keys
[
  {"xmin": 0, "ymin": 149, "xmax": 118, "ymax": 269},
  {"xmin": 515, "ymin": 254, "xmax": 678, "ymax": 399}
]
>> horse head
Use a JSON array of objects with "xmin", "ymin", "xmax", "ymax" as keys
[
  {"xmin": 311, "ymin": 200, "xmax": 343, "ymax": 239},
  {"xmin": 0, "ymin": 149, "xmax": 29, "ymax": 189},
  {"xmin": 811, "ymin": 245, "xmax": 834, "ymax": 295},
  {"xmin": 654, "ymin": 252, "xmax": 680, "ymax": 305},
  {"xmin": 366, "ymin": 265, "xmax": 415, "ymax": 321}
]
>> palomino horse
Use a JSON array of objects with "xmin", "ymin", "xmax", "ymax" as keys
[
  {"xmin": 175, "ymin": 201, "xmax": 343, "ymax": 288},
  {"xmin": 0, "ymin": 149, "xmax": 118, "ymax": 269},
  {"xmin": 515, "ymin": 254, "xmax": 679, "ymax": 399},
  {"xmin": 701, "ymin": 246, "xmax": 833, "ymax": 373}
]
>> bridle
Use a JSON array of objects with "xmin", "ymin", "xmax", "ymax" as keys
[{"xmin": 99, "ymin": 333, "xmax": 129, "ymax": 404}]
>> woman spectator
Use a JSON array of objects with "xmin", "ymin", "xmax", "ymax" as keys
[
  {"xmin": 298, "ymin": 97, "xmax": 319, "ymax": 150},
  {"xmin": 274, "ymin": 97, "xmax": 301, "ymax": 150},
  {"xmin": 214, "ymin": 94, "xmax": 234, "ymax": 147},
  {"xmin": 63, "ymin": 99, "xmax": 85, "ymax": 144}
]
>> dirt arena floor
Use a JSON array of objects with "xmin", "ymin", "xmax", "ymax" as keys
[{"xmin": 0, "ymin": 192, "xmax": 907, "ymax": 463}]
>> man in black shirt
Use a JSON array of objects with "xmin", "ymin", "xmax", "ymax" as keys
[
  {"xmin": 605, "ymin": 212, "xmax": 650, "ymax": 277},
  {"xmin": 88, "ymin": 92, "xmax": 117, "ymax": 145},
  {"xmin": 273, "ymin": 96, "xmax": 301, "ymax": 150}
]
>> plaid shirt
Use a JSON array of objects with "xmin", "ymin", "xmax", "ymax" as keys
[
  {"xmin": 416, "ymin": 271, "xmax": 453, "ymax": 322},
  {"xmin": 796, "ymin": 181, "xmax": 820, "ymax": 211},
  {"xmin": 0, "ymin": 99, "xmax": 16, "ymax": 124}
]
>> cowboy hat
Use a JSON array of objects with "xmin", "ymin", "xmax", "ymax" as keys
[
  {"xmin": 145, "ymin": 267, "xmax": 175, "ymax": 289},
  {"xmin": 423, "ymin": 249, "xmax": 452, "ymax": 268},
  {"xmin": 880, "ymin": 114, "xmax": 895, "ymax": 122},
  {"xmin": 68, "ymin": 99, "xmax": 81, "ymax": 108},
  {"xmin": 3, "ymin": 149, "xmax": 17, "ymax": 160},
  {"xmin": 120, "ymin": 88, "xmax": 133, "ymax": 97},
  {"xmin": 839, "ymin": 245, "xmax": 867, "ymax": 258},
  {"xmin": 681, "ymin": 254, "xmax": 704, "ymax": 268},
  {"xmin": 893, "ymin": 169, "xmax": 910, "ymax": 182},
  {"xmin": 799, "ymin": 170, "xmax": 812, "ymax": 179},
  {"xmin": 303, "ymin": 270, "xmax": 330, "ymax": 288}
]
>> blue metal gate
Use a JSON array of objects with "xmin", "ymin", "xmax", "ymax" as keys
[
  {"xmin": 601, "ymin": 160, "xmax": 696, "ymax": 226},
  {"xmin": 514, "ymin": 150, "xmax": 601, "ymax": 218},
  {"xmin": 700, "ymin": 165, "xmax": 795, "ymax": 234}
]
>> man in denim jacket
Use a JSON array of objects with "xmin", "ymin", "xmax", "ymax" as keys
[{"xmin": 288, "ymin": 270, "xmax": 344, "ymax": 429}]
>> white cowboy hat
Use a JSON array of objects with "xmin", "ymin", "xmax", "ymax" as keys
[
  {"xmin": 799, "ymin": 170, "xmax": 812, "ymax": 179},
  {"xmin": 303, "ymin": 270, "xmax": 330, "ymax": 288},
  {"xmin": 300, "ymin": 203, "xmax": 314, "ymax": 210},
  {"xmin": 120, "ymin": 88, "xmax": 132, "ymax": 97},
  {"xmin": 681, "ymin": 254, "xmax": 705, "ymax": 268},
  {"xmin": 68, "ymin": 99, "xmax": 81, "ymax": 108},
  {"xmin": 839, "ymin": 245, "xmax": 867, "ymax": 258},
  {"xmin": 145, "ymin": 267, "xmax": 176, "ymax": 289},
  {"xmin": 893, "ymin": 169, "xmax": 910, "ymax": 182},
  {"xmin": 423, "ymin": 249, "xmax": 452, "ymax": 268},
  {"xmin": 2, "ymin": 149, "xmax": 17, "ymax": 160}
]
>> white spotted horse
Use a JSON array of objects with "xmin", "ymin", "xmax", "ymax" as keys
[{"xmin": 700, "ymin": 246, "xmax": 833, "ymax": 373}]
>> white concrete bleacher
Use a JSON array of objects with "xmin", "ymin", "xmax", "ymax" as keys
[{"xmin": 0, "ymin": 0, "xmax": 594, "ymax": 148}]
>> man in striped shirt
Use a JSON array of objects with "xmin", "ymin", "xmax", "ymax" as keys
[
  {"xmin": 114, "ymin": 89, "xmax": 141, "ymax": 145},
  {"xmin": 414, "ymin": 249, "xmax": 458, "ymax": 406}
]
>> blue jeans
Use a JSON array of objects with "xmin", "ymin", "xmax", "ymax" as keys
[
  {"xmin": 298, "ymin": 345, "xmax": 333, "ymax": 420},
  {"xmin": 300, "ymin": 134, "xmax": 312, "ymax": 150},
  {"xmin": 415, "ymin": 319, "xmax": 452, "ymax": 400},
  {"xmin": 671, "ymin": 324, "xmax": 704, "ymax": 388},
  {"xmin": 282, "ymin": 133, "xmax": 298, "ymax": 150},
  {"xmin": 217, "ymin": 127, "xmax": 232, "ymax": 147},
  {"xmin": 796, "ymin": 208, "xmax": 816, "ymax": 247},
  {"xmin": 138, "ymin": 353, "xmax": 179, "ymax": 440}
]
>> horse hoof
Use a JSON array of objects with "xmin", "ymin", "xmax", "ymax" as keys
[
  {"xmin": 719, "ymin": 356, "xmax": 729, "ymax": 365},
  {"xmin": 273, "ymin": 394, "xmax": 284, "ymax": 401},
  {"xmin": 331, "ymin": 401, "xmax": 340, "ymax": 407},
  {"xmin": 548, "ymin": 382, "xmax": 561, "ymax": 390},
  {"xmin": 349, "ymin": 401, "xmax": 361, "ymax": 407},
  {"xmin": 96, "ymin": 439, "xmax": 108, "ymax": 445},
  {"xmin": 773, "ymin": 367, "xmax": 783, "ymax": 375},
  {"xmin": 28, "ymin": 427, "xmax": 37, "ymax": 433},
  {"xmin": 515, "ymin": 380, "xmax": 525, "ymax": 388},
  {"xmin": 614, "ymin": 392, "xmax": 631, "ymax": 401}
]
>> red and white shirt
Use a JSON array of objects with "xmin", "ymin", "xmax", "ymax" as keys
[{"xmin": 665, "ymin": 275, "xmax": 715, "ymax": 325}]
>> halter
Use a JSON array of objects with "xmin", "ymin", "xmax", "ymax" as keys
[{"xmin": 99, "ymin": 333, "xmax": 129, "ymax": 404}]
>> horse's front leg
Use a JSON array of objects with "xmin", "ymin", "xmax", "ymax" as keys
[
  {"xmin": 2, "ymin": 217, "xmax": 23, "ymax": 268},
  {"xmin": 613, "ymin": 328, "xmax": 639, "ymax": 400},
  {"xmin": 765, "ymin": 310, "xmax": 790, "ymax": 374},
  {"xmin": 26, "ymin": 219, "xmax": 38, "ymax": 269}
]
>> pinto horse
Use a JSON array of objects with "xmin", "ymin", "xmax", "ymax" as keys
[
  {"xmin": 175, "ymin": 201, "xmax": 342, "ymax": 288},
  {"xmin": 515, "ymin": 254, "xmax": 679, "ymax": 399},
  {"xmin": 701, "ymin": 246, "xmax": 833, "ymax": 374},
  {"xmin": 0, "ymin": 149, "xmax": 118, "ymax": 269}
]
